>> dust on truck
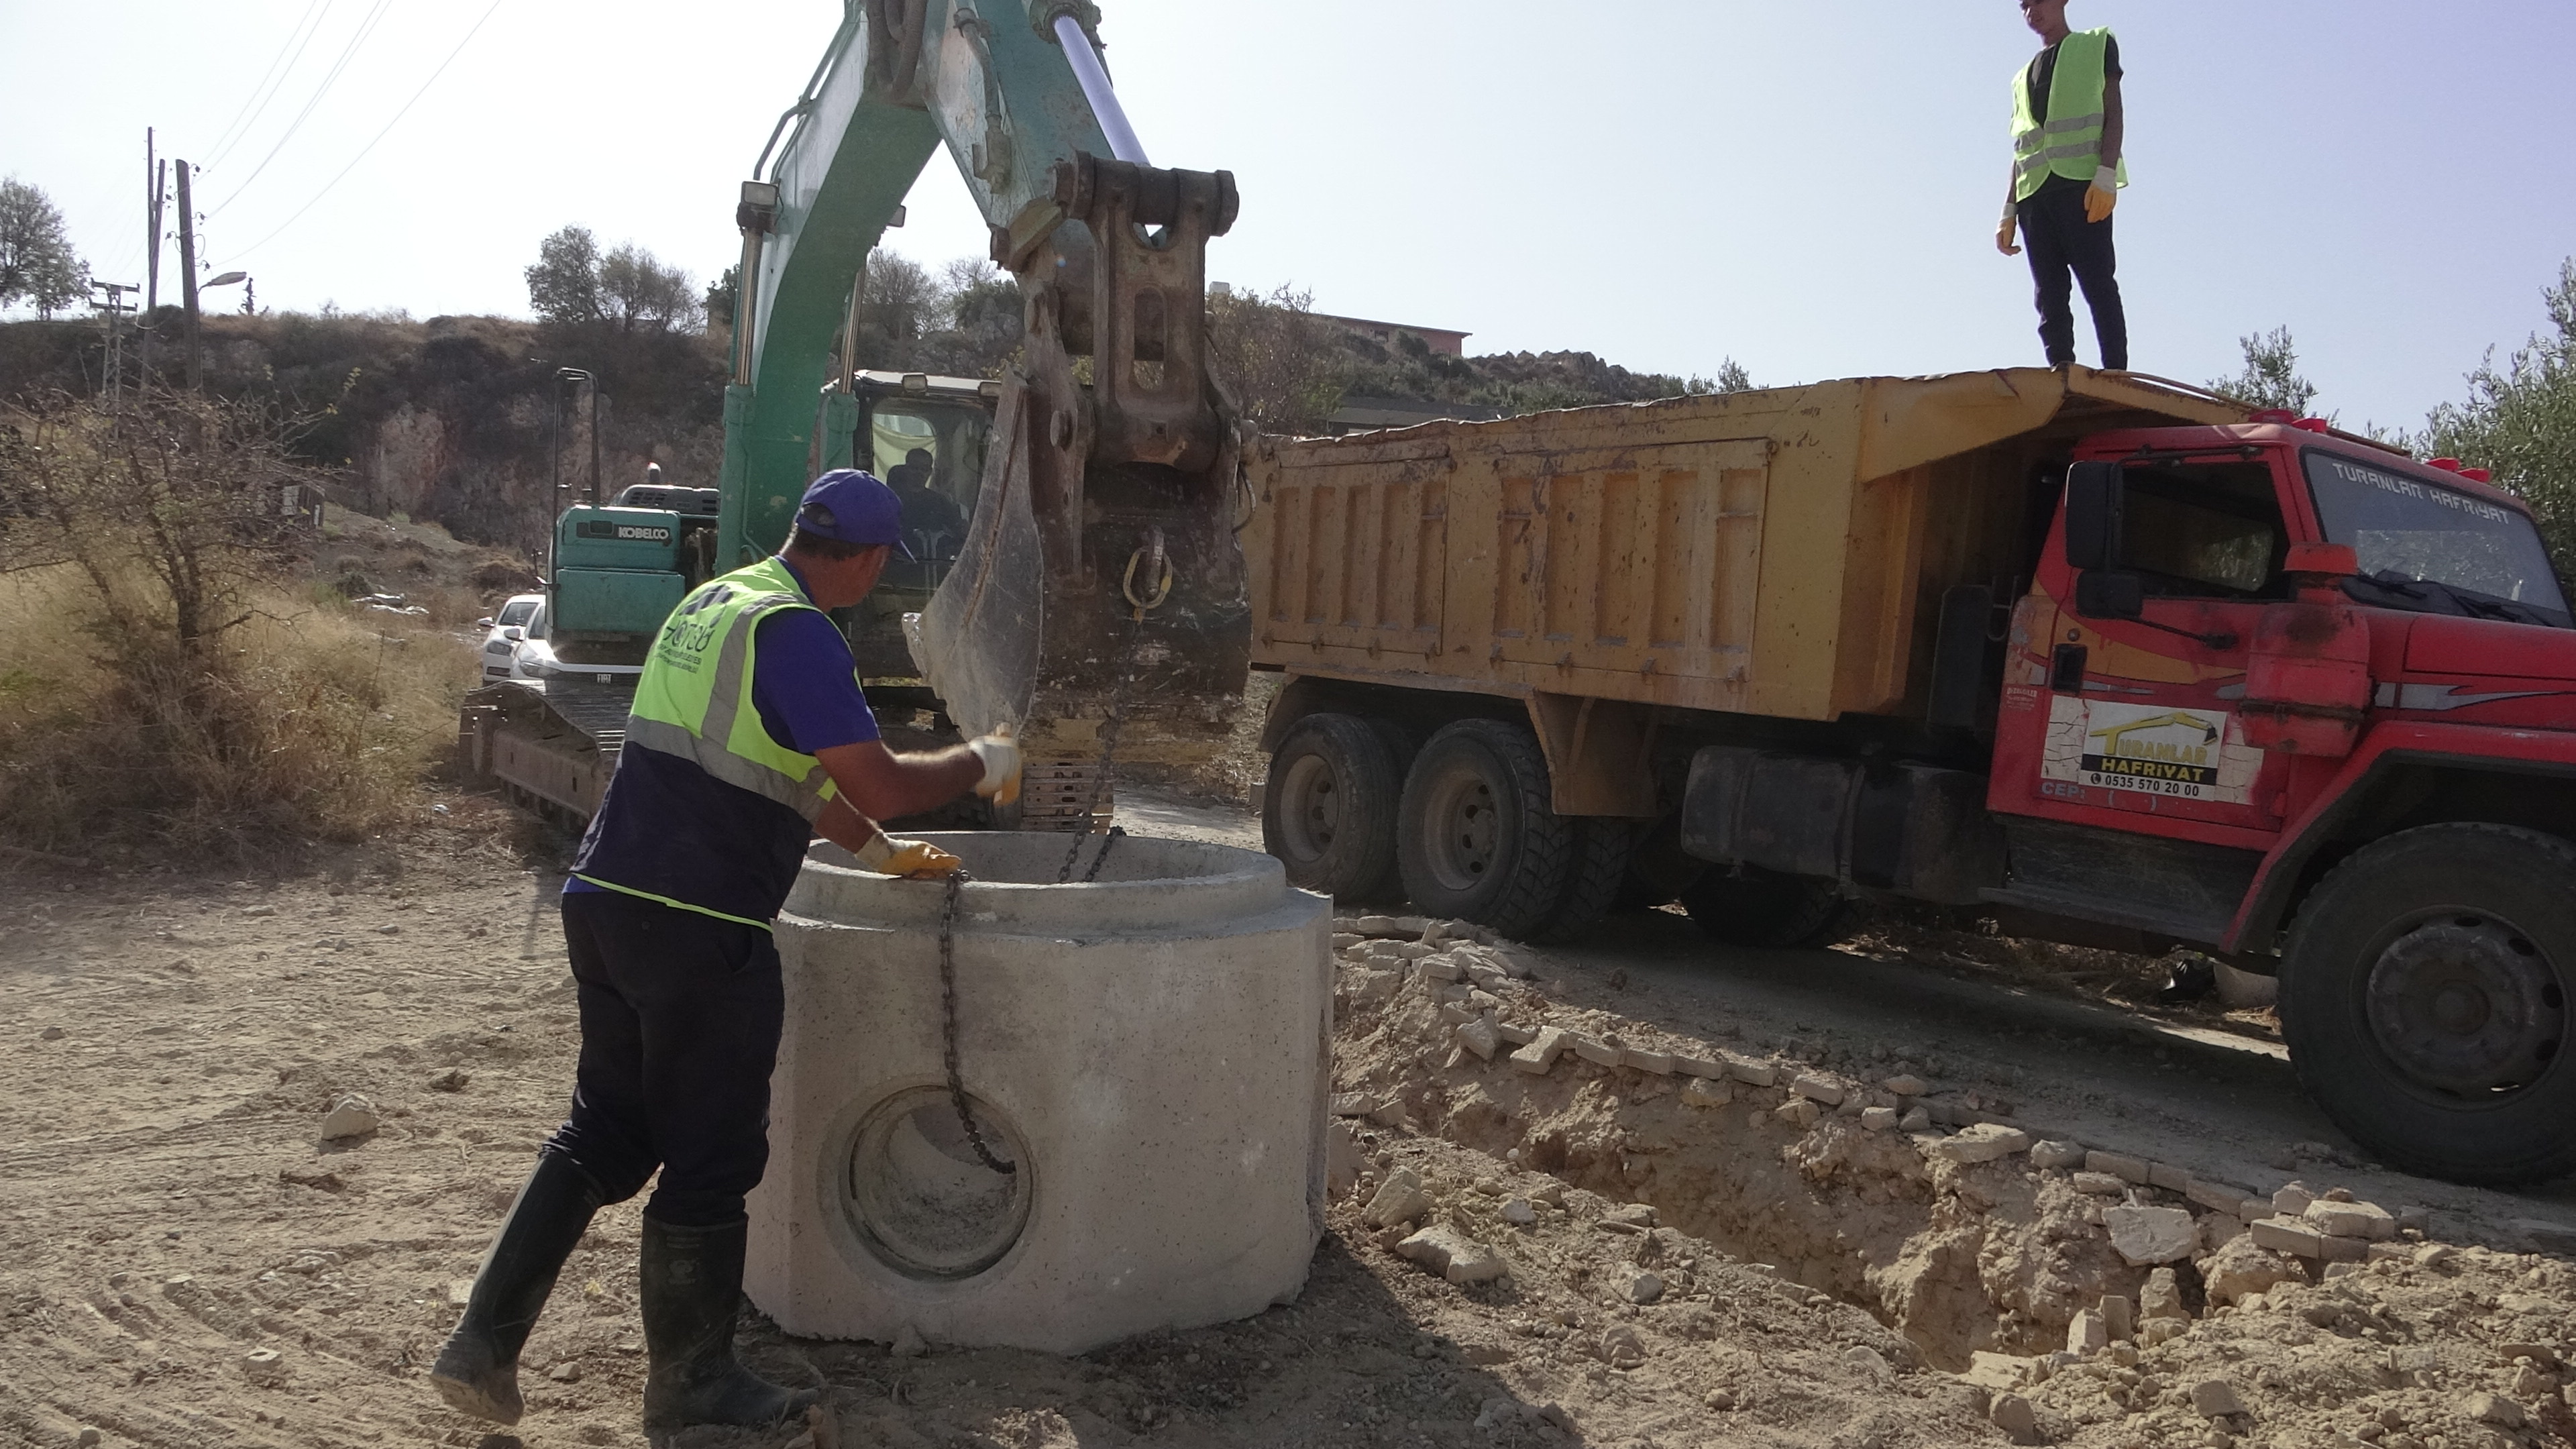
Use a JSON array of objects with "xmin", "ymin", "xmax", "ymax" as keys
[{"xmin": 1245, "ymin": 366, "xmax": 2576, "ymax": 1186}]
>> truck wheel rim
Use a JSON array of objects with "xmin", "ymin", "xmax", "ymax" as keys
[
  {"xmin": 1422, "ymin": 769, "xmax": 1501, "ymax": 893},
  {"xmin": 2364, "ymin": 913, "xmax": 2566, "ymax": 1097},
  {"xmin": 1276, "ymin": 753, "xmax": 1342, "ymax": 863}
]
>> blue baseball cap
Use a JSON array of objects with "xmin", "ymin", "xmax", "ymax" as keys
[{"xmin": 794, "ymin": 470, "xmax": 914, "ymax": 559}]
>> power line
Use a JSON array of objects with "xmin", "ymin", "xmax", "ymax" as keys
[
  {"xmin": 226, "ymin": 0, "xmax": 510, "ymax": 264},
  {"xmin": 204, "ymin": 0, "xmax": 339, "ymax": 172},
  {"xmin": 208, "ymin": 0, "xmax": 399, "ymax": 218}
]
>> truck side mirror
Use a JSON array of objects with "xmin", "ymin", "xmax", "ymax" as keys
[
  {"xmin": 2074, "ymin": 570, "xmax": 2145, "ymax": 621},
  {"xmin": 2063, "ymin": 462, "xmax": 2125, "ymax": 571},
  {"xmin": 503, "ymin": 626, "xmax": 527, "ymax": 643}
]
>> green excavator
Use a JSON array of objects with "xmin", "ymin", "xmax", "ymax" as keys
[{"xmin": 461, "ymin": 0, "xmax": 1251, "ymax": 833}]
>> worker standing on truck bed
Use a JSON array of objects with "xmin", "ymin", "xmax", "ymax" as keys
[
  {"xmin": 1997, "ymin": 0, "xmax": 2129, "ymax": 372},
  {"xmin": 429, "ymin": 469, "xmax": 1022, "ymax": 1433}
]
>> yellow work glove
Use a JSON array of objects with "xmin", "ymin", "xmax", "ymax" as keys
[
  {"xmin": 1996, "ymin": 207, "xmax": 2023, "ymax": 257},
  {"xmin": 968, "ymin": 728, "xmax": 1022, "ymax": 808},
  {"xmin": 2085, "ymin": 166, "xmax": 2118, "ymax": 225},
  {"xmin": 855, "ymin": 833, "xmax": 963, "ymax": 879}
]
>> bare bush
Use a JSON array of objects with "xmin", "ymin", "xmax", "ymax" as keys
[{"xmin": 0, "ymin": 390, "xmax": 468, "ymax": 858}]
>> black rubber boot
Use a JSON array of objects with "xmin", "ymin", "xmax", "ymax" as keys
[
  {"xmin": 639, "ymin": 1215, "xmax": 817, "ymax": 1430},
  {"xmin": 428, "ymin": 1152, "xmax": 606, "ymax": 1425}
]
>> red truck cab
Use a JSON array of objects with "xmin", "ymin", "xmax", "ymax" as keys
[{"xmin": 1990, "ymin": 421, "xmax": 2575, "ymax": 1183}]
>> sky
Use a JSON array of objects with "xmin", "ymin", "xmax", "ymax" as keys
[{"xmin": 6, "ymin": 0, "xmax": 2575, "ymax": 435}]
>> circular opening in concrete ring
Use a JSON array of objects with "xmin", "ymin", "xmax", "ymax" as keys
[{"xmin": 845, "ymin": 1086, "xmax": 1032, "ymax": 1281}]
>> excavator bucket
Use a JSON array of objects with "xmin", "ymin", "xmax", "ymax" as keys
[{"xmin": 915, "ymin": 155, "xmax": 1250, "ymax": 830}]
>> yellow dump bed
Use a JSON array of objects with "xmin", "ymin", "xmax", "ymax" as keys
[{"xmin": 1246, "ymin": 367, "xmax": 2245, "ymax": 729}]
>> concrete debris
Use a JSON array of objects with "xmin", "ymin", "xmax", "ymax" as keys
[
  {"xmin": 1573, "ymin": 1036, "xmax": 1623, "ymax": 1068},
  {"xmin": 1672, "ymin": 1055, "xmax": 1725, "ymax": 1080},
  {"xmin": 317, "ymin": 1094, "xmax": 380, "ymax": 1142},
  {"xmin": 2184, "ymin": 1178, "xmax": 2252, "ymax": 1214},
  {"xmin": 241, "ymin": 1348, "xmax": 285, "ymax": 1387},
  {"xmin": 1882, "ymin": 1074, "xmax": 1927, "ymax": 1097},
  {"xmin": 1454, "ymin": 1017, "xmax": 1501, "ymax": 1061},
  {"xmin": 1625, "ymin": 1049, "xmax": 1675, "ymax": 1075},
  {"xmin": 2100, "ymin": 1293, "xmax": 2134, "ymax": 1342},
  {"xmin": 1897, "ymin": 1107, "xmax": 1930, "ymax": 1133},
  {"xmin": 1927, "ymin": 1122, "xmax": 2030, "ymax": 1165},
  {"xmin": 2104, "ymin": 1205, "xmax": 2196, "ymax": 1265},
  {"xmin": 1508, "ymin": 1027, "xmax": 1569, "ymax": 1075},
  {"xmin": 2084, "ymin": 1150, "xmax": 2150, "ymax": 1185},
  {"xmin": 2066, "ymin": 1307, "xmax": 2108, "ymax": 1354},
  {"xmin": 2141, "ymin": 1318, "xmax": 2188, "ymax": 1346},
  {"xmin": 1790, "ymin": 1073, "xmax": 1845, "ymax": 1107},
  {"xmin": 1627, "ymin": 1270, "xmax": 1666, "ymax": 1305},
  {"xmin": 1724, "ymin": 1055, "xmax": 1780, "ymax": 1087},
  {"xmin": 2248, "ymin": 1216, "xmax": 2327, "ymax": 1259},
  {"xmin": 1361, "ymin": 1169, "xmax": 1430, "ymax": 1228},
  {"xmin": 1775, "ymin": 1099, "xmax": 1821, "ymax": 1130},
  {"xmin": 2463, "ymin": 1391, "xmax": 2524, "ymax": 1428},
  {"xmin": 1500, "ymin": 1197, "xmax": 1537, "ymax": 1226},
  {"xmin": 2190, "ymin": 1378, "xmax": 2246, "ymax": 1417},
  {"xmin": 2147, "ymin": 1161, "xmax": 2192, "ymax": 1191},
  {"xmin": 2304, "ymin": 1198, "xmax": 2396, "ymax": 1242},
  {"xmin": 1860, "ymin": 1106, "xmax": 1898, "ymax": 1132},
  {"xmin": 2202, "ymin": 1237, "xmax": 2301, "ymax": 1305},
  {"xmin": 2271, "ymin": 1182, "xmax": 2316, "ymax": 1217},
  {"xmin": 2139, "ymin": 1267, "xmax": 2188, "ymax": 1321},
  {"xmin": 2027, "ymin": 1139, "xmax": 2085, "ymax": 1170},
  {"xmin": 1396, "ymin": 1226, "xmax": 1507, "ymax": 1285},
  {"xmin": 2070, "ymin": 1171, "xmax": 2126, "ymax": 1196}
]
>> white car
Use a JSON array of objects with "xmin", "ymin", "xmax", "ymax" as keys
[
  {"xmin": 476, "ymin": 594, "xmax": 543, "ymax": 682},
  {"xmin": 503, "ymin": 598, "xmax": 645, "ymax": 687}
]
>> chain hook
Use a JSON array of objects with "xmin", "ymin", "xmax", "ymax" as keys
[{"xmin": 1121, "ymin": 526, "xmax": 1173, "ymax": 623}]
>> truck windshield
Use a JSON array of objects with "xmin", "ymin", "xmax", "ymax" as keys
[{"xmin": 2303, "ymin": 451, "xmax": 2569, "ymax": 625}]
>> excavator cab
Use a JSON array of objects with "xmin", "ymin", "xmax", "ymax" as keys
[{"xmin": 844, "ymin": 370, "xmax": 1002, "ymax": 678}]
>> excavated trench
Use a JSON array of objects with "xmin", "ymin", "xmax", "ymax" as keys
[{"xmin": 1330, "ymin": 926, "xmax": 2221, "ymax": 1373}]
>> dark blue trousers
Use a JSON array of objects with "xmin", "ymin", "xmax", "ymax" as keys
[
  {"xmin": 544, "ymin": 892, "xmax": 784, "ymax": 1228},
  {"xmin": 2019, "ymin": 181, "xmax": 2129, "ymax": 372}
]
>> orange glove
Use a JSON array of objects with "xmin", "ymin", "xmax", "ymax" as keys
[
  {"xmin": 2086, "ymin": 166, "xmax": 2118, "ymax": 225},
  {"xmin": 968, "ymin": 728, "xmax": 1022, "ymax": 808},
  {"xmin": 855, "ymin": 833, "xmax": 963, "ymax": 879}
]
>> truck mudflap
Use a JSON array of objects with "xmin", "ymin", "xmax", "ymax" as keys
[
  {"xmin": 460, "ymin": 680, "xmax": 633, "ymax": 826},
  {"xmin": 912, "ymin": 156, "xmax": 1252, "ymax": 828}
]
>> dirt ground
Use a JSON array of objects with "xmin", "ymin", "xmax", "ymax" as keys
[{"xmin": 4, "ymin": 785, "xmax": 2575, "ymax": 1449}]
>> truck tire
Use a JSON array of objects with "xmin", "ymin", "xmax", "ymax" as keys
[
  {"xmin": 1396, "ymin": 719, "xmax": 1574, "ymax": 941},
  {"xmin": 1678, "ymin": 866, "xmax": 1848, "ymax": 950},
  {"xmin": 1532, "ymin": 819, "xmax": 1635, "ymax": 945},
  {"xmin": 2279, "ymin": 822, "xmax": 2576, "ymax": 1186},
  {"xmin": 1263, "ymin": 713, "xmax": 1403, "ymax": 902}
]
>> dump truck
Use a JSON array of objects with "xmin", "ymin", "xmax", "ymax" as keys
[{"xmin": 1244, "ymin": 366, "xmax": 2576, "ymax": 1185}]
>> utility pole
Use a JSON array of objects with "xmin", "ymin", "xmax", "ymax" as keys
[
  {"xmin": 142, "ymin": 129, "xmax": 166, "ymax": 386},
  {"xmin": 95, "ymin": 282, "xmax": 137, "ymax": 409},
  {"xmin": 175, "ymin": 160, "xmax": 202, "ymax": 390}
]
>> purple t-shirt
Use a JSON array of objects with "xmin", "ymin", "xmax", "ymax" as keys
[{"xmin": 566, "ymin": 559, "xmax": 879, "ymax": 919}]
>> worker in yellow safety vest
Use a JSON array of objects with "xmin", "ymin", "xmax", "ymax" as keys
[
  {"xmin": 430, "ymin": 470, "xmax": 1020, "ymax": 1434},
  {"xmin": 1996, "ymin": 0, "xmax": 2129, "ymax": 371}
]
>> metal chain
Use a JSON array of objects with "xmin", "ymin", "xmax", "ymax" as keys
[
  {"xmin": 1057, "ymin": 610, "xmax": 1146, "ymax": 885},
  {"xmin": 937, "ymin": 869, "xmax": 1015, "ymax": 1175}
]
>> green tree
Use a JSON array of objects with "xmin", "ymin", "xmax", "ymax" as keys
[
  {"xmin": 704, "ymin": 265, "xmax": 739, "ymax": 329},
  {"xmin": 597, "ymin": 242, "xmax": 699, "ymax": 333},
  {"xmin": 1206, "ymin": 284, "xmax": 1346, "ymax": 435},
  {"xmin": 0, "ymin": 178, "xmax": 87, "ymax": 319},
  {"xmin": 2422, "ymin": 258, "xmax": 2576, "ymax": 576},
  {"xmin": 524, "ymin": 226, "xmax": 602, "ymax": 327},
  {"xmin": 2209, "ymin": 326, "xmax": 2319, "ymax": 415}
]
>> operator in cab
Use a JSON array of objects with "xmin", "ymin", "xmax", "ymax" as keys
[
  {"xmin": 430, "ymin": 470, "xmax": 1022, "ymax": 1433},
  {"xmin": 886, "ymin": 446, "xmax": 969, "ymax": 559},
  {"xmin": 1996, "ymin": 0, "xmax": 2129, "ymax": 372}
]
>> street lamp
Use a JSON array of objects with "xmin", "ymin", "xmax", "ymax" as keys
[{"xmin": 203, "ymin": 270, "xmax": 254, "ymax": 316}]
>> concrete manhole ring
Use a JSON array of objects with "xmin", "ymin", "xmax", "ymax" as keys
[{"xmin": 845, "ymin": 1085, "xmax": 1033, "ymax": 1281}]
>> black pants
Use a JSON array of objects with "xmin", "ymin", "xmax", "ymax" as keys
[
  {"xmin": 543, "ymin": 892, "xmax": 784, "ymax": 1228},
  {"xmin": 2019, "ymin": 182, "xmax": 2128, "ymax": 371}
]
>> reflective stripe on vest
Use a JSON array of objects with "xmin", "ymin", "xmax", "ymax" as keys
[
  {"xmin": 2011, "ymin": 29, "xmax": 2129, "ymax": 203},
  {"xmin": 623, "ymin": 556, "xmax": 845, "ymax": 824}
]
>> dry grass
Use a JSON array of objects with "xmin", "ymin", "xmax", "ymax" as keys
[{"xmin": 0, "ymin": 563, "xmax": 474, "ymax": 862}]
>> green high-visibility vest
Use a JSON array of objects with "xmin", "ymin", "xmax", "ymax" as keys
[
  {"xmin": 2012, "ymin": 29, "xmax": 2129, "ymax": 203},
  {"xmin": 620, "ymin": 555, "xmax": 845, "ymax": 824}
]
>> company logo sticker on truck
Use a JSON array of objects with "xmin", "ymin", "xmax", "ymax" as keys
[{"xmin": 2041, "ymin": 698, "xmax": 2261, "ymax": 805}]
